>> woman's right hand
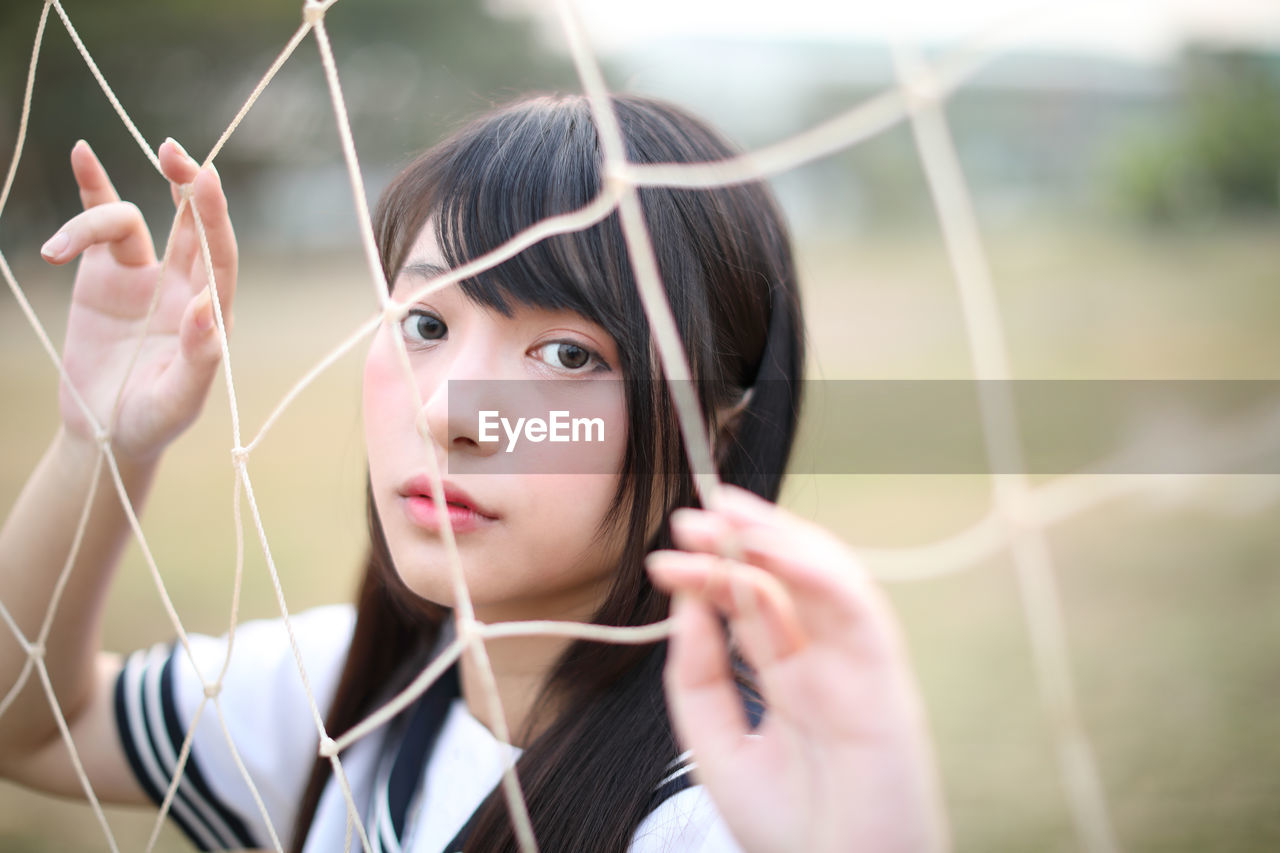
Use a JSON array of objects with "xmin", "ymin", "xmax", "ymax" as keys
[
  {"xmin": 0, "ymin": 140, "xmax": 236, "ymax": 802},
  {"xmin": 648, "ymin": 486, "xmax": 949, "ymax": 853},
  {"xmin": 41, "ymin": 139, "xmax": 237, "ymax": 463}
]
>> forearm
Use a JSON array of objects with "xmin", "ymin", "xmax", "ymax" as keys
[{"xmin": 0, "ymin": 428, "xmax": 158, "ymax": 756}]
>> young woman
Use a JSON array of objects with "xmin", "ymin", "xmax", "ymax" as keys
[{"xmin": 0, "ymin": 94, "xmax": 947, "ymax": 851}]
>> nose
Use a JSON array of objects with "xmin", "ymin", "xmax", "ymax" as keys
[{"xmin": 418, "ymin": 351, "xmax": 506, "ymax": 459}]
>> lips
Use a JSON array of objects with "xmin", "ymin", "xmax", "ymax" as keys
[{"xmin": 399, "ymin": 471, "xmax": 499, "ymax": 532}]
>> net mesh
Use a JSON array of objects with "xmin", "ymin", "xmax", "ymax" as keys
[{"xmin": 1, "ymin": 0, "xmax": 1276, "ymax": 850}]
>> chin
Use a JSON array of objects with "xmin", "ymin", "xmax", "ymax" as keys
[{"xmin": 383, "ymin": 557, "xmax": 454, "ymax": 607}]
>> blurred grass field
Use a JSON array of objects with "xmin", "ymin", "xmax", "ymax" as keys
[{"xmin": 2, "ymin": 220, "xmax": 1278, "ymax": 851}]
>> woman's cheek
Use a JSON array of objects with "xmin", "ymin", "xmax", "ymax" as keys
[
  {"xmin": 364, "ymin": 333, "xmax": 405, "ymax": 412},
  {"xmin": 365, "ymin": 334, "xmax": 428, "ymax": 440},
  {"xmin": 363, "ymin": 336, "xmax": 415, "ymax": 482}
]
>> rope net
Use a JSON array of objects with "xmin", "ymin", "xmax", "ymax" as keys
[{"xmin": 1, "ymin": 0, "xmax": 1275, "ymax": 850}]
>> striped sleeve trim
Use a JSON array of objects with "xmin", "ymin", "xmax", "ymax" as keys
[
  {"xmin": 649, "ymin": 750, "xmax": 696, "ymax": 811},
  {"xmin": 650, "ymin": 679, "xmax": 765, "ymax": 812},
  {"xmin": 657, "ymin": 749, "xmax": 696, "ymax": 789},
  {"xmin": 114, "ymin": 644, "xmax": 259, "ymax": 851}
]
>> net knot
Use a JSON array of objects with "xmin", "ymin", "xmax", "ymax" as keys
[
  {"xmin": 602, "ymin": 166, "xmax": 630, "ymax": 200},
  {"xmin": 204, "ymin": 683, "xmax": 222, "ymax": 699},
  {"xmin": 902, "ymin": 72, "xmax": 941, "ymax": 111},
  {"xmin": 302, "ymin": 1, "xmax": 326, "ymax": 25},
  {"xmin": 177, "ymin": 183, "xmax": 194, "ymax": 202},
  {"xmin": 1001, "ymin": 501, "xmax": 1038, "ymax": 532},
  {"xmin": 457, "ymin": 617, "xmax": 483, "ymax": 645},
  {"xmin": 383, "ymin": 299, "xmax": 407, "ymax": 325},
  {"xmin": 92, "ymin": 426, "xmax": 111, "ymax": 448},
  {"xmin": 230, "ymin": 446, "xmax": 250, "ymax": 465},
  {"xmin": 318, "ymin": 735, "xmax": 339, "ymax": 757},
  {"xmin": 27, "ymin": 642, "xmax": 45, "ymax": 660}
]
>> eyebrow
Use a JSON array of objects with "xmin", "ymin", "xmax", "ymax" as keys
[{"xmin": 401, "ymin": 261, "xmax": 451, "ymax": 281}]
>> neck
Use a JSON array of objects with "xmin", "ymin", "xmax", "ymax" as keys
[
  {"xmin": 451, "ymin": 572, "xmax": 616, "ymax": 744},
  {"xmin": 458, "ymin": 630, "xmax": 570, "ymax": 747}
]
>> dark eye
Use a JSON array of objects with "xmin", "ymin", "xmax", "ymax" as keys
[
  {"xmin": 534, "ymin": 341, "xmax": 599, "ymax": 372},
  {"xmin": 401, "ymin": 310, "xmax": 446, "ymax": 343},
  {"xmin": 555, "ymin": 343, "xmax": 590, "ymax": 370}
]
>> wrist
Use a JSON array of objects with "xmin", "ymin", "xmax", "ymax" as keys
[{"xmin": 51, "ymin": 428, "xmax": 160, "ymax": 498}]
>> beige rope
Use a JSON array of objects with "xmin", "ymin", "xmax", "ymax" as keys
[
  {"xmin": 204, "ymin": 19, "xmax": 318, "ymax": 168},
  {"xmin": 2, "ymin": 1, "xmax": 1273, "ymax": 851},
  {"xmin": 34, "ymin": 658, "xmax": 120, "ymax": 852},
  {"xmin": 214, "ymin": 697, "xmax": 289, "ymax": 852},
  {"xmin": 48, "ymin": 0, "xmax": 162, "ymax": 176},
  {"xmin": 330, "ymin": 752, "xmax": 375, "ymax": 853},
  {"xmin": 479, "ymin": 618, "xmax": 674, "ymax": 645},
  {"xmin": 866, "ymin": 402, "xmax": 1280, "ymax": 581},
  {"xmin": 145, "ymin": 696, "xmax": 208, "ymax": 853},
  {"xmin": 893, "ymin": 42, "xmax": 1119, "ymax": 853},
  {"xmin": 382, "ymin": 309, "xmax": 541, "ymax": 852},
  {"xmin": 245, "ymin": 313, "xmax": 382, "ymax": 454},
  {"xmin": 309, "ymin": 4, "xmax": 392, "ymax": 308},
  {"xmin": 0, "ymin": 1, "xmax": 51, "ymax": 222},
  {"xmin": 555, "ymin": 0, "xmax": 723, "ymax": 507},
  {"xmin": 329, "ymin": 638, "xmax": 467, "ymax": 755}
]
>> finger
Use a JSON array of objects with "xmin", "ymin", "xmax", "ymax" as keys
[
  {"xmin": 41, "ymin": 201, "xmax": 155, "ymax": 268},
  {"xmin": 70, "ymin": 140, "xmax": 120, "ymax": 209},
  {"xmin": 158, "ymin": 138, "xmax": 200, "ymax": 187},
  {"xmin": 736, "ymin": 525, "xmax": 868, "ymax": 602},
  {"xmin": 674, "ymin": 494, "xmax": 866, "ymax": 602},
  {"xmin": 149, "ymin": 287, "xmax": 223, "ymax": 428},
  {"xmin": 663, "ymin": 593, "xmax": 751, "ymax": 767},
  {"xmin": 157, "ymin": 139, "xmax": 201, "ymax": 275},
  {"xmin": 674, "ymin": 488, "xmax": 810, "ymax": 553},
  {"xmin": 669, "ymin": 506, "xmax": 732, "ymax": 553},
  {"xmin": 649, "ymin": 550, "xmax": 808, "ymax": 664},
  {"xmin": 669, "ymin": 508, "xmax": 886, "ymax": 662},
  {"xmin": 734, "ymin": 526, "xmax": 909, "ymax": 661},
  {"xmin": 709, "ymin": 483, "xmax": 815, "ymax": 536},
  {"xmin": 187, "ymin": 166, "xmax": 237, "ymax": 326},
  {"xmin": 669, "ymin": 505, "xmax": 829, "ymax": 598}
]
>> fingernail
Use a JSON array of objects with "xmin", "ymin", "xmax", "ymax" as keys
[
  {"xmin": 40, "ymin": 231, "xmax": 69, "ymax": 259},
  {"xmin": 670, "ymin": 507, "xmax": 695, "ymax": 526},
  {"xmin": 670, "ymin": 508, "xmax": 723, "ymax": 540},
  {"xmin": 168, "ymin": 137, "xmax": 193, "ymax": 162},
  {"xmin": 644, "ymin": 550, "xmax": 672, "ymax": 573},
  {"xmin": 713, "ymin": 484, "xmax": 767, "ymax": 514},
  {"xmin": 716, "ymin": 484, "xmax": 754, "ymax": 503}
]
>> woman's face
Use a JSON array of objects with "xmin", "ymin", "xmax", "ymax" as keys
[{"xmin": 363, "ymin": 225, "xmax": 630, "ymax": 624}]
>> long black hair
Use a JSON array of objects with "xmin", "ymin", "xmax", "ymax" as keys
[{"xmin": 290, "ymin": 93, "xmax": 805, "ymax": 853}]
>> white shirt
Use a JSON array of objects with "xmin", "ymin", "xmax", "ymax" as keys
[{"xmin": 114, "ymin": 605, "xmax": 744, "ymax": 852}]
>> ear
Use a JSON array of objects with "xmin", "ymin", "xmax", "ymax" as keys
[{"xmin": 713, "ymin": 386, "xmax": 754, "ymax": 467}]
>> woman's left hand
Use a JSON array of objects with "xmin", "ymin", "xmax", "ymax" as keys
[{"xmin": 646, "ymin": 485, "xmax": 949, "ymax": 853}]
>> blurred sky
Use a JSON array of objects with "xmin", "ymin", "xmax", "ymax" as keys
[{"xmin": 500, "ymin": 0, "xmax": 1280, "ymax": 60}]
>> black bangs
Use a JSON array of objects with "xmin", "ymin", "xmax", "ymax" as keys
[{"xmin": 426, "ymin": 96, "xmax": 641, "ymax": 365}]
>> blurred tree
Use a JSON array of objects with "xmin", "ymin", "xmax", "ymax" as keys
[
  {"xmin": 1181, "ymin": 46, "xmax": 1280, "ymax": 213},
  {"xmin": 1108, "ymin": 45, "xmax": 1280, "ymax": 224},
  {"xmin": 0, "ymin": 0, "xmax": 577, "ymax": 247}
]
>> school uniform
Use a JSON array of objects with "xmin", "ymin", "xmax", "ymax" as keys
[{"xmin": 113, "ymin": 605, "xmax": 745, "ymax": 852}]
